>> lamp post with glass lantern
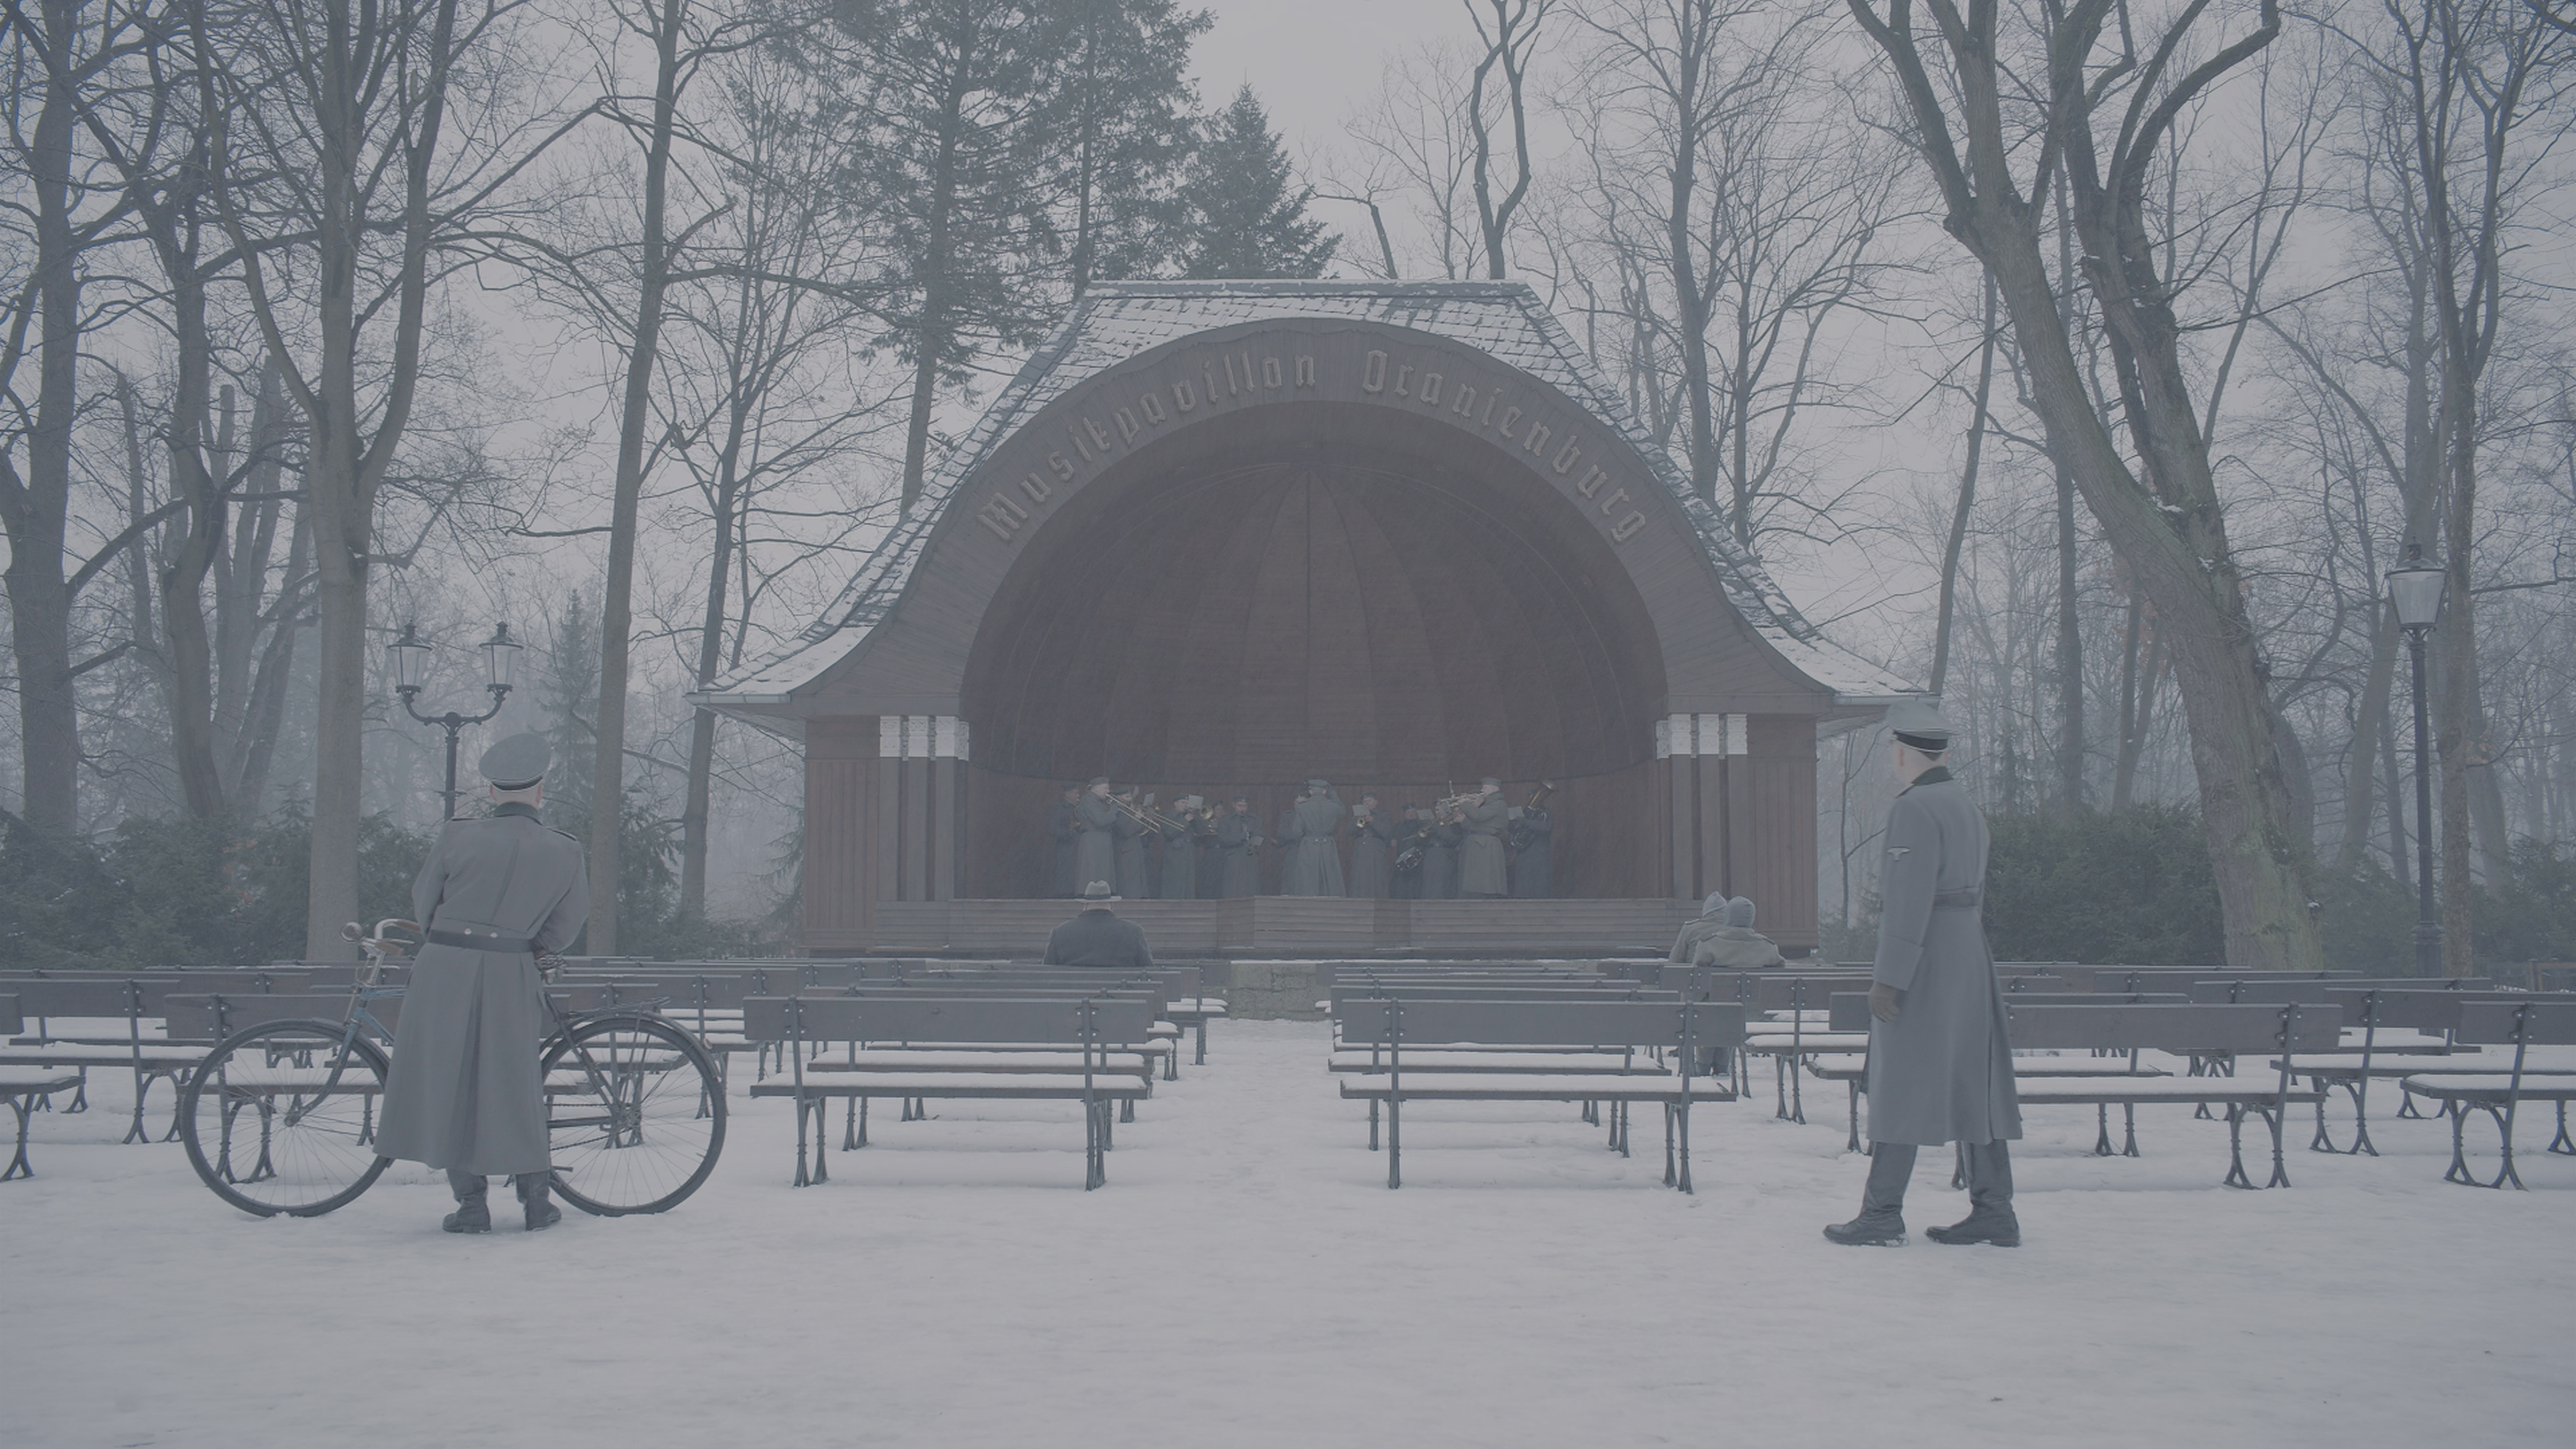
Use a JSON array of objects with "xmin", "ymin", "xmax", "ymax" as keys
[
  {"xmin": 2385, "ymin": 543, "xmax": 2446, "ymax": 975},
  {"xmin": 390, "ymin": 623, "xmax": 524, "ymax": 819}
]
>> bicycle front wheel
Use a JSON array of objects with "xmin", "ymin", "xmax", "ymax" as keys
[
  {"xmin": 179, "ymin": 1020, "xmax": 392, "ymax": 1217},
  {"xmin": 539, "ymin": 1014, "xmax": 725, "ymax": 1215}
]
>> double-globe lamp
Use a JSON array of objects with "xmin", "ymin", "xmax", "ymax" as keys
[
  {"xmin": 2385, "ymin": 543, "xmax": 2446, "ymax": 975},
  {"xmin": 390, "ymin": 623, "xmax": 523, "ymax": 819}
]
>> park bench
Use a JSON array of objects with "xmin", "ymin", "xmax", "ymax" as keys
[
  {"xmin": 2007, "ymin": 1002, "xmax": 2339, "ymax": 1186},
  {"xmin": 2398, "ymin": 1000, "xmax": 2576, "ymax": 1188},
  {"xmin": 1332, "ymin": 996, "xmax": 1743, "ymax": 1192},
  {"xmin": 0, "ymin": 998, "xmax": 80, "ymax": 1180},
  {"xmin": 1805, "ymin": 992, "xmax": 2188, "ymax": 1152},
  {"xmin": 0, "ymin": 977, "xmax": 229, "ymax": 1142},
  {"xmin": 2202, "ymin": 981, "xmax": 2510, "ymax": 1152},
  {"xmin": 1328, "ymin": 985, "xmax": 1686, "ymax": 1082},
  {"xmin": 741, "ymin": 994, "xmax": 1155, "ymax": 1189},
  {"xmin": 890, "ymin": 967, "xmax": 1201, "ymax": 1075},
  {"xmin": 806, "ymin": 983, "xmax": 1181, "ymax": 1089},
  {"xmin": 1814, "ymin": 996, "xmax": 2341, "ymax": 1184}
]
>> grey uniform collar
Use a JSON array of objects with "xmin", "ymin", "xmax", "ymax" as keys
[
  {"xmin": 1902, "ymin": 765, "xmax": 1955, "ymax": 793},
  {"xmin": 489, "ymin": 801, "xmax": 541, "ymax": 820}
]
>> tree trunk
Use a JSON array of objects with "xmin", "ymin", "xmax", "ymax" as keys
[
  {"xmin": 2, "ymin": 0, "xmax": 86, "ymax": 830},
  {"xmin": 2053, "ymin": 459, "xmax": 2083, "ymax": 815},
  {"xmin": 1929, "ymin": 276, "xmax": 1996, "ymax": 697},
  {"xmin": 897, "ymin": 61, "xmax": 969, "ymax": 518},
  {"xmin": 2334, "ymin": 603, "xmax": 2400, "ymax": 877},
  {"xmin": 679, "ymin": 437, "xmax": 743, "ymax": 916},
  {"xmin": 589, "ymin": 0, "xmax": 691, "ymax": 955}
]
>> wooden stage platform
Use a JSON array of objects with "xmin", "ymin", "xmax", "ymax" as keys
[{"xmin": 859, "ymin": 898, "xmax": 1711, "ymax": 959}]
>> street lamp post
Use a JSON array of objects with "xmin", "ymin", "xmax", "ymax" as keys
[
  {"xmin": 2386, "ymin": 542, "xmax": 2447, "ymax": 975},
  {"xmin": 391, "ymin": 623, "xmax": 524, "ymax": 819}
]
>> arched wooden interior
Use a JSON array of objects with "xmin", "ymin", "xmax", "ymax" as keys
[{"xmin": 961, "ymin": 402, "xmax": 1669, "ymax": 896}]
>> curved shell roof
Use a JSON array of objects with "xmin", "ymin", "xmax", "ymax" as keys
[{"xmin": 697, "ymin": 280, "xmax": 1915, "ymax": 711}]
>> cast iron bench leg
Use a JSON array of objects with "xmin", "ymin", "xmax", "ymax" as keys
[
  {"xmin": 1662, "ymin": 1103, "xmax": 1676, "ymax": 1185},
  {"xmin": 2548, "ymin": 1102, "xmax": 2573, "ymax": 1156},
  {"xmin": 1367, "ymin": 1095, "xmax": 1379, "ymax": 1151},
  {"xmin": 1386, "ymin": 1095, "xmax": 1401, "ymax": 1190},
  {"xmin": 2222, "ymin": 1104, "xmax": 2257, "ymax": 1189},
  {"xmin": 3, "ymin": 1095, "xmax": 34, "ymax": 1180},
  {"xmin": 2092, "ymin": 1104, "xmax": 2114, "ymax": 1157},
  {"xmin": 1845, "ymin": 1081, "xmax": 1862, "ymax": 1155},
  {"xmin": 1194, "ymin": 1018, "xmax": 1208, "ymax": 1067},
  {"xmin": 2122, "ymin": 1104, "xmax": 2139, "ymax": 1157},
  {"xmin": 2263, "ymin": 1105, "xmax": 2291, "ymax": 1188}
]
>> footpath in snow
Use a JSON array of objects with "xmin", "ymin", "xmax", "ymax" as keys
[{"xmin": 5, "ymin": 1018, "xmax": 2569, "ymax": 1448}]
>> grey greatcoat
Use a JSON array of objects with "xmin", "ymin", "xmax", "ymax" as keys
[
  {"xmin": 376, "ymin": 803, "xmax": 590, "ymax": 1176},
  {"xmin": 1159, "ymin": 816, "xmax": 1209, "ymax": 900},
  {"xmin": 1864, "ymin": 766, "xmax": 2021, "ymax": 1147},
  {"xmin": 1458, "ymin": 794, "xmax": 1509, "ymax": 896},
  {"xmin": 1348, "ymin": 808, "xmax": 1395, "ymax": 898},
  {"xmin": 1422, "ymin": 818, "xmax": 1462, "ymax": 899},
  {"xmin": 1112, "ymin": 802, "xmax": 1152, "ymax": 900},
  {"xmin": 1073, "ymin": 796, "xmax": 1118, "ymax": 894},
  {"xmin": 1509, "ymin": 807, "xmax": 1552, "ymax": 898},
  {"xmin": 1214, "ymin": 809, "xmax": 1264, "ymax": 897},
  {"xmin": 1279, "ymin": 795, "xmax": 1346, "ymax": 896}
]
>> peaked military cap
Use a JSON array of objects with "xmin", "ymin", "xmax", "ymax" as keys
[
  {"xmin": 477, "ymin": 732, "xmax": 551, "ymax": 790},
  {"xmin": 1481, "ymin": 776, "xmax": 1503, "ymax": 790},
  {"xmin": 1307, "ymin": 777, "xmax": 1330, "ymax": 791},
  {"xmin": 1884, "ymin": 698, "xmax": 1955, "ymax": 751},
  {"xmin": 1089, "ymin": 775, "xmax": 1110, "ymax": 786}
]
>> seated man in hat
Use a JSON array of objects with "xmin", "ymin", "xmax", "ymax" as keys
[
  {"xmin": 1044, "ymin": 880, "xmax": 1155, "ymax": 970},
  {"xmin": 376, "ymin": 732, "xmax": 590, "ymax": 1234},
  {"xmin": 1669, "ymin": 891, "xmax": 1731, "ymax": 963},
  {"xmin": 1688, "ymin": 897, "xmax": 1786, "ymax": 969}
]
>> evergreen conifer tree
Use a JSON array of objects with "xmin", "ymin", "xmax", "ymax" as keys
[{"xmin": 1177, "ymin": 86, "xmax": 1337, "ymax": 279}]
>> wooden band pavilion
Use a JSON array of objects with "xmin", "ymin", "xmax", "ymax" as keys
[{"xmin": 694, "ymin": 282, "xmax": 1916, "ymax": 957}]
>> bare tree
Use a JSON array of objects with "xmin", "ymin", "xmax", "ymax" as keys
[
  {"xmin": 1844, "ymin": 0, "xmax": 2328, "ymax": 969},
  {"xmin": 195, "ymin": 0, "xmax": 571, "ymax": 955},
  {"xmin": 0, "ymin": 0, "xmax": 146, "ymax": 829},
  {"xmin": 1465, "ymin": 0, "xmax": 1550, "ymax": 278}
]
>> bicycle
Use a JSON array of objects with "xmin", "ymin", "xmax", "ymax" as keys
[{"xmin": 178, "ymin": 919, "xmax": 726, "ymax": 1218}]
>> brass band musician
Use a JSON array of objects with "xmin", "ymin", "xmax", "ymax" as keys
[
  {"xmin": 1348, "ymin": 794, "xmax": 1395, "ymax": 898},
  {"xmin": 1215, "ymin": 794, "xmax": 1265, "ymax": 898}
]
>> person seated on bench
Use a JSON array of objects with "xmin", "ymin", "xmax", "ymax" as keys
[
  {"xmin": 1668, "ymin": 892, "xmax": 1731, "ymax": 964},
  {"xmin": 1690, "ymin": 897, "xmax": 1785, "ymax": 969},
  {"xmin": 1827, "ymin": 700, "xmax": 2022, "ymax": 1249},
  {"xmin": 1044, "ymin": 881, "xmax": 1155, "ymax": 970}
]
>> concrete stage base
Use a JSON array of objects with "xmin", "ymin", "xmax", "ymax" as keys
[{"xmin": 862, "ymin": 897, "xmax": 1706, "ymax": 962}]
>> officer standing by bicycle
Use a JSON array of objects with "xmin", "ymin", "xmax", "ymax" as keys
[{"xmin": 375, "ymin": 733, "xmax": 591, "ymax": 1233}]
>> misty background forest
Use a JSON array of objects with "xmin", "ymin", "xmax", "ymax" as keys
[{"xmin": 3, "ymin": 0, "xmax": 2572, "ymax": 969}]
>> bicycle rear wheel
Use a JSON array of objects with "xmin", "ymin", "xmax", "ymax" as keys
[
  {"xmin": 179, "ymin": 1020, "xmax": 392, "ymax": 1217},
  {"xmin": 539, "ymin": 1014, "xmax": 724, "ymax": 1215}
]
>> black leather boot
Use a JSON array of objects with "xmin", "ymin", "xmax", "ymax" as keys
[
  {"xmin": 516, "ymin": 1169, "xmax": 562, "ymax": 1232},
  {"xmin": 1823, "ymin": 1208, "xmax": 1907, "ymax": 1246},
  {"xmin": 1925, "ymin": 1208, "xmax": 2019, "ymax": 1246},
  {"xmin": 442, "ymin": 1171, "xmax": 491, "ymax": 1234},
  {"xmin": 1929, "ymin": 1140, "xmax": 2019, "ymax": 1245}
]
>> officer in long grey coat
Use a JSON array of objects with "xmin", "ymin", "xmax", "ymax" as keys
[
  {"xmin": 1279, "ymin": 778, "xmax": 1346, "ymax": 896},
  {"xmin": 1348, "ymin": 795, "xmax": 1395, "ymax": 898},
  {"xmin": 1826, "ymin": 700, "xmax": 2021, "ymax": 1248},
  {"xmin": 376, "ymin": 733, "xmax": 590, "ymax": 1234}
]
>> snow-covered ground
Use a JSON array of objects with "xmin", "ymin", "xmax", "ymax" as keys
[{"xmin": 6, "ymin": 1020, "xmax": 2569, "ymax": 1448}]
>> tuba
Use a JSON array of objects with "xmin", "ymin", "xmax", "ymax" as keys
[{"xmin": 1507, "ymin": 782, "xmax": 1555, "ymax": 851}]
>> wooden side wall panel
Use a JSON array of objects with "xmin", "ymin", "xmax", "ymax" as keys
[
  {"xmin": 1743, "ymin": 714, "xmax": 1820, "ymax": 951},
  {"xmin": 802, "ymin": 719, "xmax": 877, "ymax": 949}
]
